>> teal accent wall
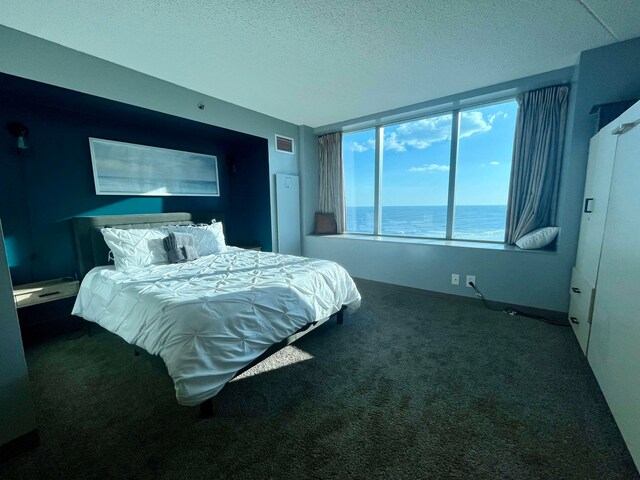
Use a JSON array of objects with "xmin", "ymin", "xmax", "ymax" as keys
[
  {"xmin": 0, "ymin": 26, "xmax": 302, "ymax": 255},
  {"xmin": 0, "ymin": 73, "xmax": 271, "ymax": 285},
  {"xmin": 226, "ymin": 147, "xmax": 272, "ymax": 251}
]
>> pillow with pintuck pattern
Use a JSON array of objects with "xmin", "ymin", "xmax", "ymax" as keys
[
  {"xmin": 515, "ymin": 227, "xmax": 559, "ymax": 250},
  {"xmin": 101, "ymin": 227, "xmax": 169, "ymax": 271}
]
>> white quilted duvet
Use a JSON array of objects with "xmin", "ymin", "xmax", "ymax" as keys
[{"xmin": 72, "ymin": 247, "xmax": 361, "ymax": 406}]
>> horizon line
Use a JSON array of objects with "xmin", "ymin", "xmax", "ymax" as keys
[{"xmin": 346, "ymin": 204, "xmax": 508, "ymax": 208}]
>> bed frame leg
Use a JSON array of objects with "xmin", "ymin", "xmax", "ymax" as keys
[
  {"xmin": 200, "ymin": 399, "xmax": 214, "ymax": 418},
  {"xmin": 337, "ymin": 305, "xmax": 346, "ymax": 325}
]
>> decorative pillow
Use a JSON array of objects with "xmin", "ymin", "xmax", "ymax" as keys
[
  {"xmin": 164, "ymin": 221, "xmax": 226, "ymax": 256},
  {"xmin": 101, "ymin": 227, "xmax": 169, "ymax": 271},
  {"xmin": 162, "ymin": 232, "xmax": 199, "ymax": 263},
  {"xmin": 515, "ymin": 227, "xmax": 559, "ymax": 250},
  {"xmin": 314, "ymin": 212, "xmax": 338, "ymax": 235}
]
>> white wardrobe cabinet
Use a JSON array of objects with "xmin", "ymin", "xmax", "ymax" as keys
[
  {"xmin": 569, "ymin": 121, "xmax": 618, "ymax": 354},
  {"xmin": 0, "ymin": 220, "xmax": 37, "ymax": 451},
  {"xmin": 567, "ymin": 267, "xmax": 594, "ymax": 353},
  {"xmin": 571, "ymin": 100, "xmax": 640, "ymax": 470}
]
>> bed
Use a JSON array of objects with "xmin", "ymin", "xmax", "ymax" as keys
[{"xmin": 70, "ymin": 212, "xmax": 361, "ymax": 415}]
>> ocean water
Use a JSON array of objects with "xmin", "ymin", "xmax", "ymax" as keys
[
  {"xmin": 98, "ymin": 175, "xmax": 218, "ymax": 195},
  {"xmin": 346, "ymin": 205, "xmax": 507, "ymax": 242}
]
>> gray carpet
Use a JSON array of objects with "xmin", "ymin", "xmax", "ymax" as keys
[{"xmin": 1, "ymin": 278, "xmax": 638, "ymax": 479}]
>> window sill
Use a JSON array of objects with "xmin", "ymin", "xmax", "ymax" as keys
[{"xmin": 307, "ymin": 233, "xmax": 558, "ymax": 254}]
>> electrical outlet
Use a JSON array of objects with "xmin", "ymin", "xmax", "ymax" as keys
[
  {"xmin": 451, "ymin": 274, "xmax": 460, "ymax": 285},
  {"xmin": 466, "ymin": 275, "xmax": 476, "ymax": 287}
]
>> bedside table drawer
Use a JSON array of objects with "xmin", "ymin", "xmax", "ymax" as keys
[
  {"xmin": 237, "ymin": 245, "xmax": 262, "ymax": 251},
  {"xmin": 14, "ymin": 278, "xmax": 80, "ymax": 308}
]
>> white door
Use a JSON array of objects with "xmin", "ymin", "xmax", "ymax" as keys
[
  {"xmin": 574, "ymin": 129, "xmax": 617, "ymax": 284},
  {"xmin": 588, "ymin": 101, "xmax": 640, "ymax": 470},
  {"xmin": 275, "ymin": 174, "xmax": 301, "ymax": 255},
  {"xmin": 0, "ymin": 220, "xmax": 37, "ymax": 446}
]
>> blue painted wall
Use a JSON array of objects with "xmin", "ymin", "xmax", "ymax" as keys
[
  {"xmin": 304, "ymin": 67, "xmax": 577, "ymax": 312},
  {"xmin": 304, "ymin": 37, "xmax": 640, "ymax": 312},
  {"xmin": 562, "ymin": 36, "xmax": 640, "ymax": 264},
  {"xmin": 0, "ymin": 73, "xmax": 271, "ymax": 285}
]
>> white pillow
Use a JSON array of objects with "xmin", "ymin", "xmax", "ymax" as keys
[
  {"xmin": 163, "ymin": 222, "xmax": 226, "ymax": 256},
  {"xmin": 101, "ymin": 227, "xmax": 168, "ymax": 271},
  {"xmin": 515, "ymin": 227, "xmax": 559, "ymax": 250}
]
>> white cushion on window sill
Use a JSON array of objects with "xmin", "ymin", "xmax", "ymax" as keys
[{"xmin": 515, "ymin": 227, "xmax": 559, "ymax": 250}]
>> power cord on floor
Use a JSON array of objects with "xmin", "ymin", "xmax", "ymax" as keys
[{"xmin": 468, "ymin": 281, "xmax": 570, "ymax": 327}]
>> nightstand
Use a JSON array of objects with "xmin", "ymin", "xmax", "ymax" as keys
[
  {"xmin": 13, "ymin": 277, "xmax": 83, "ymax": 343},
  {"xmin": 238, "ymin": 245, "xmax": 262, "ymax": 251},
  {"xmin": 13, "ymin": 277, "xmax": 80, "ymax": 309}
]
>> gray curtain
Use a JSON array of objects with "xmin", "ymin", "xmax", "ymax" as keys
[
  {"xmin": 505, "ymin": 85, "xmax": 569, "ymax": 244},
  {"xmin": 318, "ymin": 132, "xmax": 345, "ymax": 233}
]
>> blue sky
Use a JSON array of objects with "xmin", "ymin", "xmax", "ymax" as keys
[{"xmin": 343, "ymin": 100, "xmax": 518, "ymax": 207}]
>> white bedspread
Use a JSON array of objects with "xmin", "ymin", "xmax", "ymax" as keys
[{"xmin": 72, "ymin": 247, "xmax": 361, "ymax": 406}]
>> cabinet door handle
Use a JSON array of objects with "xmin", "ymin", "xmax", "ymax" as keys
[
  {"xmin": 38, "ymin": 291, "xmax": 61, "ymax": 298},
  {"xmin": 570, "ymin": 317, "xmax": 579, "ymax": 324},
  {"xmin": 571, "ymin": 287, "xmax": 581, "ymax": 294},
  {"xmin": 584, "ymin": 198, "xmax": 594, "ymax": 213},
  {"xmin": 612, "ymin": 120, "xmax": 640, "ymax": 135}
]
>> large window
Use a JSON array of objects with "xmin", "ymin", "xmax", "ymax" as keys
[
  {"xmin": 342, "ymin": 99, "xmax": 518, "ymax": 242},
  {"xmin": 381, "ymin": 115, "xmax": 452, "ymax": 237},
  {"xmin": 343, "ymin": 128, "xmax": 376, "ymax": 233}
]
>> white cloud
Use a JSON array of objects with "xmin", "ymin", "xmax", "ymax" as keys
[
  {"xmin": 459, "ymin": 111, "xmax": 492, "ymax": 139},
  {"xmin": 488, "ymin": 111, "xmax": 508, "ymax": 123},
  {"xmin": 350, "ymin": 110, "xmax": 499, "ymax": 155},
  {"xmin": 397, "ymin": 115, "xmax": 453, "ymax": 135},
  {"xmin": 380, "ymin": 116, "xmax": 452, "ymax": 152},
  {"xmin": 350, "ymin": 138, "xmax": 375, "ymax": 152},
  {"xmin": 395, "ymin": 115, "xmax": 453, "ymax": 149},
  {"xmin": 350, "ymin": 142, "xmax": 368, "ymax": 153},
  {"xmin": 481, "ymin": 160, "xmax": 501, "ymax": 167},
  {"xmin": 409, "ymin": 163, "xmax": 450, "ymax": 173},
  {"xmin": 384, "ymin": 132, "xmax": 406, "ymax": 152},
  {"xmin": 388, "ymin": 111, "xmax": 496, "ymax": 153},
  {"xmin": 405, "ymin": 139, "xmax": 432, "ymax": 149}
]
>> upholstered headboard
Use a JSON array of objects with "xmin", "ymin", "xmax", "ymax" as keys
[{"xmin": 72, "ymin": 212, "xmax": 224, "ymax": 278}]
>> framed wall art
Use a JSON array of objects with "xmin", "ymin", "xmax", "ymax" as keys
[{"xmin": 89, "ymin": 138, "xmax": 219, "ymax": 197}]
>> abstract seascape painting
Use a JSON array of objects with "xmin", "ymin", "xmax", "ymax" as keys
[{"xmin": 89, "ymin": 138, "xmax": 219, "ymax": 196}]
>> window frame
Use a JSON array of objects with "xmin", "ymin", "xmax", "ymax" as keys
[{"xmin": 342, "ymin": 96, "xmax": 517, "ymax": 244}]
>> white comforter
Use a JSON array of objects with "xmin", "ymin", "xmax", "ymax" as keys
[{"xmin": 72, "ymin": 247, "xmax": 361, "ymax": 406}]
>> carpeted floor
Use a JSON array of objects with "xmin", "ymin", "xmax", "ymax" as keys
[{"xmin": 1, "ymin": 278, "xmax": 638, "ymax": 479}]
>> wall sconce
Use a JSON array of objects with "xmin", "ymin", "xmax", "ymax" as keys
[
  {"xmin": 226, "ymin": 155, "xmax": 237, "ymax": 174},
  {"xmin": 7, "ymin": 122, "xmax": 30, "ymax": 154}
]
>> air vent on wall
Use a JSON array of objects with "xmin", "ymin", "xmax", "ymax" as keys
[{"xmin": 275, "ymin": 134, "xmax": 294, "ymax": 154}]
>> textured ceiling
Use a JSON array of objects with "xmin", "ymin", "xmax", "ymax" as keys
[{"xmin": 1, "ymin": 0, "xmax": 639, "ymax": 127}]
